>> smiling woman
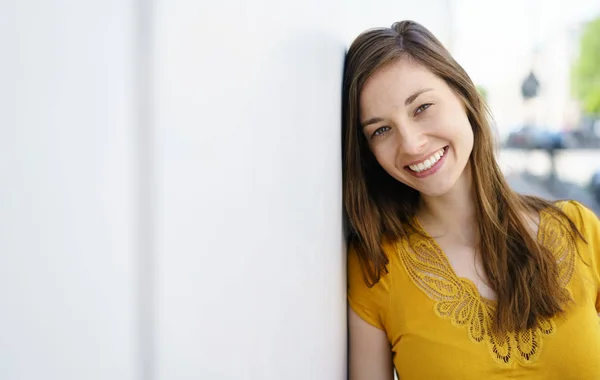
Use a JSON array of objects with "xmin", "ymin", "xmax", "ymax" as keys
[
  {"xmin": 360, "ymin": 59, "xmax": 473, "ymax": 196},
  {"xmin": 343, "ymin": 20, "xmax": 600, "ymax": 380}
]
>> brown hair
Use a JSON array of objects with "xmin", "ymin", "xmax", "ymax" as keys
[{"xmin": 342, "ymin": 20, "xmax": 581, "ymax": 334}]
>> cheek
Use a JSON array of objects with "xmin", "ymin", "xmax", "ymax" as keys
[
  {"xmin": 467, "ymin": 126, "xmax": 475, "ymax": 146},
  {"xmin": 450, "ymin": 112, "xmax": 474, "ymax": 144},
  {"xmin": 461, "ymin": 119, "xmax": 475, "ymax": 147},
  {"xmin": 371, "ymin": 142, "xmax": 399, "ymax": 171}
]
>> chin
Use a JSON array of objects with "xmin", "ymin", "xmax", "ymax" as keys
[
  {"xmin": 413, "ymin": 176, "xmax": 458, "ymax": 197},
  {"xmin": 418, "ymin": 187, "xmax": 453, "ymax": 197}
]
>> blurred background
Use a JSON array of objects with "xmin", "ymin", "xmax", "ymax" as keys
[
  {"xmin": 1, "ymin": 1, "xmax": 599, "ymax": 379},
  {"xmin": 448, "ymin": 0, "xmax": 600, "ymax": 215}
]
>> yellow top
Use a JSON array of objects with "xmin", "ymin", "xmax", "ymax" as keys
[{"xmin": 348, "ymin": 201, "xmax": 600, "ymax": 379}]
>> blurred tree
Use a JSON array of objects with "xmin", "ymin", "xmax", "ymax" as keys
[
  {"xmin": 572, "ymin": 16, "xmax": 600, "ymax": 115},
  {"xmin": 476, "ymin": 85, "xmax": 488, "ymax": 103}
]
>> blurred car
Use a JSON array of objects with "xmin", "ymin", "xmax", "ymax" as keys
[
  {"xmin": 591, "ymin": 170, "xmax": 600, "ymax": 203},
  {"xmin": 506, "ymin": 126, "xmax": 576, "ymax": 150},
  {"xmin": 570, "ymin": 118, "xmax": 600, "ymax": 149}
]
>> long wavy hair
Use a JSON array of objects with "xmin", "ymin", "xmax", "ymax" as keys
[{"xmin": 342, "ymin": 20, "xmax": 581, "ymax": 334}]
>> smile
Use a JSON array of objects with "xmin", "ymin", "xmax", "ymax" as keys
[{"xmin": 405, "ymin": 146, "xmax": 449, "ymax": 177}]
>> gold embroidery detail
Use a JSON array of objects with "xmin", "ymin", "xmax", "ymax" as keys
[{"xmin": 397, "ymin": 207, "xmax": 575, "ymax": 365}]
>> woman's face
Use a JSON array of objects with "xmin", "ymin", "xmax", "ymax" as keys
[{"xmin": 359, "ymin": 59, "xmax": 474, "ymax": 197}]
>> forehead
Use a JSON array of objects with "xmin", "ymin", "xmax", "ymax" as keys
[{"xmin": 360, "ymin": 59, "xmax": 444, "ymax": 115}]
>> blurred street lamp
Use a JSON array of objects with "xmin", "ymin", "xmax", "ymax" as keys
[{"xmin": 521, "ymin": 71, "xmax": 540, "ymax": 100}]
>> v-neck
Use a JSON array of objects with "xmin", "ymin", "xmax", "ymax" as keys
[
  {"xmin": 411, "ymin": 210, "xmax": 547, "ymax": 303},
  {"xmin": 389, "ymin": 201, "xmax": 579, "ymax": 366}
]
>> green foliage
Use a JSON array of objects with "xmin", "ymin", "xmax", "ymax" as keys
[
  {"xmin": 476, "ymin": 85, "xmax": 488, "ymax": 103},
  {"xmin": 572, "ymin": 16, "xmax": 600, "ymax": 115}
]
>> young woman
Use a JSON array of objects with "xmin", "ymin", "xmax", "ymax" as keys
[{"xmin": 343, "ymin": 20, "xmax": 600, "ymax": 379}]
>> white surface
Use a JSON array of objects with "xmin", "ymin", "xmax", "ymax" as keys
[
  {"xmin": 0, "ymin": 1, "xmax": 448, "ymax": 379},
  {"xmin": 153, "ymin": 1, "xmax": 448, "ymax": 379},
  {"xmin": 0, "ymin": 2, "xmax": 137, "ymax": 379}
]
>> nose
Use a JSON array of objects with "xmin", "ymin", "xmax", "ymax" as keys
[{"xmin": 396, "ymin": 123, "xmax": 427, "ymax": 156}]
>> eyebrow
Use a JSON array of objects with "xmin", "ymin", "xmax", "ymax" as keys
[
  {"xmin": 361, "ymin": 88, "xmax": 434, "ymax": 129},
  {"xmin": 361, "ymin": 117, "xmax": 384, "ymax": 129},
  {"xmin": 405, "ymin": 88, "xmax": 433, "ymax": 106}
]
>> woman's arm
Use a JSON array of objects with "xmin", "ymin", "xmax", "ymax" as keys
[{"xmin": 348, "ymin": 307, "xmax": 394, "ymax": 380}]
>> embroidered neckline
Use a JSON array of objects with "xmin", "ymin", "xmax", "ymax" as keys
[{"xmin": 396, "ymin": 206, "xmax": 576, "ymax": 365}]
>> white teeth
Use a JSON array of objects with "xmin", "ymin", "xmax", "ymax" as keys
[{"xmin": 408, "ymin": 148, "xmax": 446, "ymax": 173}]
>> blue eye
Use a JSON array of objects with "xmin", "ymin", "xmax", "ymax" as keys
[
  {"xmin": 415, "ymin": 103, "xmax": 432, "ymax": 115},
  {"xmin": 371, "ymin": 126, "xmax": 391, "ymax": 138}
]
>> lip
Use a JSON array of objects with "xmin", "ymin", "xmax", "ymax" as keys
[
  {"xmin": 405, "ymin": 147, "xmax": 447, "ymax": 166},
  {"xmin": 404, "ymin": 146, "xmax": 449, "ymax": 178}
]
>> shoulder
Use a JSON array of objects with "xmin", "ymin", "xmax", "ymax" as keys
[
  {"xmin": 347, "ymin": 232, "xmax": 415, "ymax": 330},
  {"xmin": 347, "ymin": 240, "xmax": 394, "ymax": 330},
  {"xmin": 347, "ymin": 236, "xmax": 398, "ymax": 284},
  {"xmin": 347, "ymin": 221, "xmax": 422, "ymax": 284},
  {"xmin": 553, "ymin": 200, "xmax": 599, "ymax": 231},
  {"xmin": 545, "ymin": 201, "xmax": 600, "ymax": 262}
]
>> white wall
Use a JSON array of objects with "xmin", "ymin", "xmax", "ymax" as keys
[
  {"xmin": 153, "ymin": 2, "xmax": 448, "ymax": 379},
  {"xmin": 0, "ymin": 1, "xmax": 138, "ymax": 380},
  {"xmin": 1, "ymin": 1, "xmax": 448, "ymax": 379}
]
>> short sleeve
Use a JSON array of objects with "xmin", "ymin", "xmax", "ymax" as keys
[
  {"xmin": 560, "ymin": 201, "xmax": 600, "ymax": 312},
  {"xmin": 347, "ymin": 244, "xmax": 391, "ymax": 330}
]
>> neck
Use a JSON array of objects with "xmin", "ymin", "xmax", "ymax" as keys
[{"xmin": 417, "ymin": 166, "xmax": 477, "ymax": 244}]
